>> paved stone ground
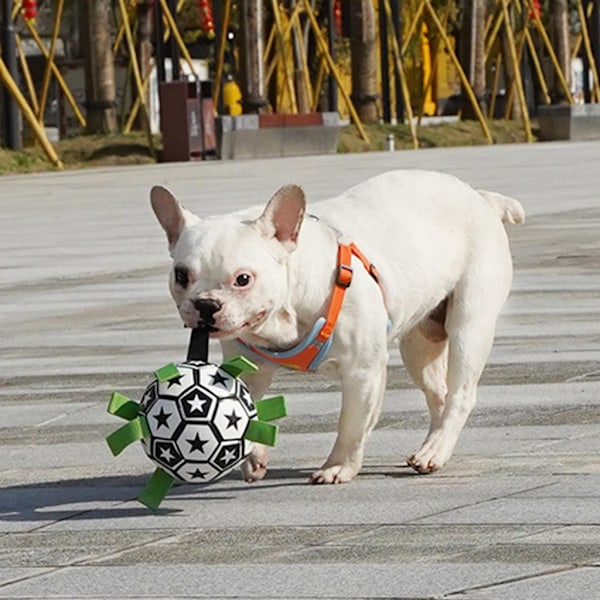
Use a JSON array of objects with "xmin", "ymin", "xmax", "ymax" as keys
[{"xmin": 0, "ymin": 142, "xmax": 599, "ymax": 599}]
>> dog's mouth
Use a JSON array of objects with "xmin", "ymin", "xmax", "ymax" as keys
[{"xmin": 199, "ymin": 310, "xmax": 267, "ymax": 339}]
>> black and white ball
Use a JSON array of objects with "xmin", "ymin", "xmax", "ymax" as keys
[{"xmin": 138, "ymin": 360, "xmax": 256, "ymax": 483}]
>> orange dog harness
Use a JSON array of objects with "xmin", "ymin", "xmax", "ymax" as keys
[{"xmin": 238, "ymin": 243, "xmax": 382, "ymax": 372}]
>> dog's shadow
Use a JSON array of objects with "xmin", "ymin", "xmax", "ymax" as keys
[
  {"xmin": 0, "ymin": 467, "xmax": 313, "ymax": 522},
  {"xmin": 0, "ymin": 465, "xmax": 417, "ymax": 523}
]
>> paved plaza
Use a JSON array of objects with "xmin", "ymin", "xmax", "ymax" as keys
[{"xmin": 1, "ymin": 141, "xmax": 599, "ymax": 598}]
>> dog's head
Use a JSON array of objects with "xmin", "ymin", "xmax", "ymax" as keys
[{"xmin": 150, "ymin": 184, "xmax": 305, "ymax": 344}]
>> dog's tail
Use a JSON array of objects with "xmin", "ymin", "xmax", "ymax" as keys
[{"xmin": 478, "ymin": 189, "xmax": 526, "ymax": 225}]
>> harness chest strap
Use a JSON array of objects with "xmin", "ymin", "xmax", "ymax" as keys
[
  {"xmin": 238, "ymin": 242, "xmax": 383, "ymax": 372},
  {"xmin": 317, "ymin": 242, "xmax": 381, "ymax": 341}
]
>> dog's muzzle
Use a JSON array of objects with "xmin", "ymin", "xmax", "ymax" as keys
[{"xmin": 193, "ymin": 297, "xmax": 222, "ymax": 330}]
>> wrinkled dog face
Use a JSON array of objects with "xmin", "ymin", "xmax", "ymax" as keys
[{"xmin": 150, "ymin": 185, "xmax": 305, "ymax": 343}]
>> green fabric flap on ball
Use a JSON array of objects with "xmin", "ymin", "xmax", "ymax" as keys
[
  {"xmin": 107, "ymin": 392, "xmax": 139, "ymax": 420},
  {"xmin": 154, "ymin": 363, "xmax": 181, "ymax": 382},
  {"xmin": 219, "ymin": 356, "xmax": 259, "ymax": 378},
  {"xmin": 106, "ymin": 416, "xmax": 150, "ymax": 456},
  {"xmin": 245, "ymin": 420, "xmax": 278, "ymax": 446},
  {"xmin": 219, "ymin": 356, "xmax": 258, "ymax": 377},
  {"xmin": 255, "ymin": 396, "xmax": 287, "ymax": 421},
  {"xmin": 138, "ymin": 468, "xmax": 175, "ymax": 510}
]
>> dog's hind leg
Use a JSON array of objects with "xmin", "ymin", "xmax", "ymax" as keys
[
  {"xmin": 400, "ymin": 319, "xmax": 449, "ymax": 435},
  {"xmin": 407, "ymin": 257, "xmax": 512, "ymax": 473}
]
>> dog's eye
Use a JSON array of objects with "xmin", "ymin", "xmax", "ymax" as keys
[
  {"xmin": 233, "ymin": 273, "xmax": 252, "ymax": 288},
  {"xmin": 174, "ymin": 266, "xmax": 189, "ymax": 288}
]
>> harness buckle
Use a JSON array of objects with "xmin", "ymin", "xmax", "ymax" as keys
[{"xmin": 336, "ymin": 263, "xmax": 353, "ymax": 288}]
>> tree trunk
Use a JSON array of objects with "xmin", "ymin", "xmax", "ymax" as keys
[
  {"xmin": 350, "ymin": 0, "xmax": 378, "ymax": 123},
  {"xmin": 80, "ymin": 0, "xmax": 117, "ymax": 133},
  {"xmin": 134, "ymin": 0, "xmax": 153, "ymax": 129},
  {"xmin": 460, "ymin": 0, "xmax": 487, "ymax": 118},
  {"xmin": 472, "ymin": 0, "xmax": 486, "ymax": 112},
  {"xmin": 501, "ymin": 10, "xmax": 522, "ymax": 119},
  {"xmin": 550, "ymin": 0, "xmax": 571, "ymax": 102},
  {"xmin": 239, "ymin": 0, "xmax": 267, "ymax": 113}
]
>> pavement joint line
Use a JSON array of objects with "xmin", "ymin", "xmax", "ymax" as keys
[
  {"xmin": 0, "ymin": 567, "xmax": 56, "ymax": 591},
  {"xmin": 403, "ymin": 480, "xmax": 559, "ymax": 525},
  {"xmin": 74, "ymin": 530, "xmax": 189, "ymax": 568},
  {"xmin": 534, "ymin": 431, "xmax": 598, "ymax": 449},
  {"xmin": 567, "ymin": 369, "xmax": 600, "ymax": 383},
  {"xmin": 443, "ymin": 563, "xmax": 591, "ymax": 597}
]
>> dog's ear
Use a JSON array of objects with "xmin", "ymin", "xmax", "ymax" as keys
[
  {"xmin": 256, "ymin": 185, "xmax": 305, "ymax": 251},
  {"xmin": 150, "ymin": 185, "xmax": 192, "ymax": 248}
]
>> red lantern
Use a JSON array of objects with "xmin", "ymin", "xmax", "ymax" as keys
[
  {"xmin": 197, "ymin": 0, "xmax": 215, "ymax": 38},
  {"xmin": 529, "ymin": 0, "xmax": 542, "ymax": 20},
  {"xmin": 334, "ymin": 0, "xmax": 342, "ymax": 37},
  {"xmin": 22, "ymin": 0, "xmax": 37, "ymax": 20}
]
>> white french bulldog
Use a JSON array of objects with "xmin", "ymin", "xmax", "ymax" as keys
[{"xmin": 150, "ymin": 169, "xmax": 524, "ymax": 484}]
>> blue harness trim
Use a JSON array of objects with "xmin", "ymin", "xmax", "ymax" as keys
[{"xmin": 238, "ymin": 317, "xmax": 334, "ymax": 372}]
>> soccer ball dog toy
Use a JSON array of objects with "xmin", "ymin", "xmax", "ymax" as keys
[{"xmin": 106, "ymin": 327, "xmax": 286, "ymax": 509}]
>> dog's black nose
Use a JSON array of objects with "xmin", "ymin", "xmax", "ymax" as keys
[{"xmin": 193, "ymin": 297, "xmax": 222, "ymax": 325}]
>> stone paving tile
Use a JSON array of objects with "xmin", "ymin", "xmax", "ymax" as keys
[
  {"xmin": 1, "ymin": 144, "xmax": 600, "ymax": 598},
  {"xmin": 455, "ymin": 565, "xmax": 600, "ymax": 599},
  {"xmin": 0, "ymin": 563, "xmax": 563, "ymax": 599}
]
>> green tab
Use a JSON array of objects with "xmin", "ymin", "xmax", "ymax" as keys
[
  {"xmin": 106, "ymin": 416, "xmax": 150, "ymax": 456},
  {"xmin": 107, "ymin": 392, "xmax": 139, "ymax": 420},
  {"xmin": 255, "ymin": 395, "xmax": 287, "ymax": 422},
  {"xmin": 154, "ymin": 363, "xmax": 180, "ymax": 382},
  {"xmin": 138, "ymin": 468, "xmax": 175, "ymax": 510},
  {"xmin": 219, "ymin": 356, "xmax": 258, "ymax": 378},
  {"xmin": 245, "ymin": 420, "xmax": 278, "ymax": 447}
]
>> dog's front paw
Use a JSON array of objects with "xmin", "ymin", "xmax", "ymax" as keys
[
  {"xmin": 309, "ymin": 464, "xmax": 358, "ymax": 485},
  {"xmin": 241, "ymin": 445, "xmax": 268, "ymax": 482},
  {"xmin": 407, "ymin": 432, "xmax": 453, "ymax": 474}
]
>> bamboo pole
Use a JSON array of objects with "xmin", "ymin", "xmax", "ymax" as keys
[
  {"xmin": 301, "ymin": 0, "xmax": 369, "ymax": 143},
  {"xmin": 423, "ymin": 0, "xmax": 493, "ymax": 144},
  {"xmin": 116, "ymin": 0, "xmax": 156, "ymax": 158},
  {"xmin": 123, "ymin": 71, "xmax": 151, "ymax": 133},
  {"xmin": 265, "ymin": 4, "xmax": 302, "ymax": 88},
  {"xmin": 500, "ymin": 0, "xmax": 533, "ymax": 142},
  {"xmin": 21, "ymin": 17, "xmax": 86, "ymax": 127},
  {"xmin": 383, "ymin": 0, "xmax": 419, "ymax": 148},
  {"xmin": 113, "ymin": 18, "xmax": 126, "ymax": 54},
  {"xmin": 576, "ymin": 0, "xmax": 600, "ymax": 101},
  {"xmin": 292, "ymin": 8, "xmax": 314, "ymax": 110},
  {"xmin": 15, "ymin": 33, "xmax": 39, "ymax": 114},
  {"xmin": 485, "ymin": 2, "xmax": 507, "ymax": 60},
  {"xmin": 271, "ymin": 0, "xmax": 298, "ymax": 113},
  {"xmin": 0, "ymin": 57, "xmax": 63, "ymax": 168},
  {"xmin": 571, "ymin": 0, "xmax": 593, "ymax": 60},
  {"xmin": 525, "ymin": 28, "xmax": 551, "ymax": 105},
  {"xmin": 401, "ymin": 0, "xmax": 425, "ymax": 55},
  {"xmin": 37, "ymin": 0, "xmax": 64, "ymax": 124},
  {"xmin": 524, "ymin": 0, "xmax": 574, "ymax": 103},
  {"xmin": 158, "ymin": 0, "xmax": 198, "ymax": 75},
  {"xmin": 11, "ymin": 0, "xmax": 21, "ymax": 20},
  {"xmin": 311, "ymin": 56, "xmax": 326, "ymax": 112},
  {"xmin": 213, "ymin": 0, "xmax": 232, "ymax": 107},
  {"xmin": 503, "ymin": 7, "xmax": 528, "ymax": 120}
]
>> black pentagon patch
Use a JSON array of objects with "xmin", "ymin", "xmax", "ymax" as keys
[
  {"xmin": 152, "ymin": 438, "xmax": 184, "ymax": 474},
  {"xmin": 178, "ymin": 386, "xmax": 216, "ymax": 421},
  {"xmin": 211, "ymin": 440, "xmax": 243, "ymax": 471}
]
